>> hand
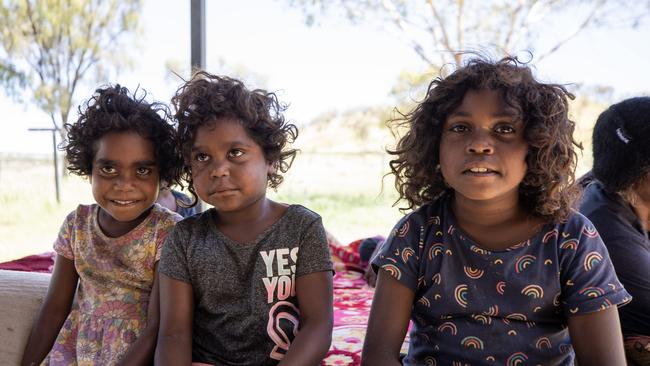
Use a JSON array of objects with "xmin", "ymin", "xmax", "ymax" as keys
[{"xmin": 364, "ymin": 266, "xmax": 377, "ymax": 287}]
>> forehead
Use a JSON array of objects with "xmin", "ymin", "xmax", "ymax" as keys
[
  {"xmin": 193, "ymin": 117, "xmax": 259, "ymax": 147},
  {"xmin": 451, "ymin": 89, "xmax": 515, "ymax": 115},
  {"xmin": 93, "ymin": 131, "xmax": 155, "ymax": 162}
]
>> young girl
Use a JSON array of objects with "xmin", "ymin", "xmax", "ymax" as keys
[
  {"xmin": 362, "ymin": 57, "xmax": 631, "ymax": 366},
  {"xmin": 156, "ymin": 71, "xmax": 334, "ymax": 365},
  {"xmin": 21, "ymin": 85, "xmax": 183, "ymax": 366}
]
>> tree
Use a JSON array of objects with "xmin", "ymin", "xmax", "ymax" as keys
[
  {"xmin": 288, "ymin": 0, "xmax": 650, "ymax": 70},
  {"xmin": 0, "ymin": 0, "xmax": 142, "ymax": 139}
]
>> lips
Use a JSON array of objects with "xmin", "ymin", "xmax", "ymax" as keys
[
  {"xmin": 209, "ymin": 187, "xmax": 238, "ymax": 195},
  {"xmin": 109, "ymin": 199, "xmax": 139, "ymax": 206},
  {"xmin": 461, "ymin": 163, "xmax": 500, "ymax": 175}
]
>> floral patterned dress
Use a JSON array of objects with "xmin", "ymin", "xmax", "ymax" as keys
[{"xmin": 45, "ymin": 203, "xmax": 180, "ymax": 365}]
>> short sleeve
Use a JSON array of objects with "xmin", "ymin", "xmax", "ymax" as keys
[
  {"xmin": 371, "ymin": 214, "xmax": 422, "ymax": 292},
  {"xmin": 154, "ymin": 213, "xmax": 182, "ymax": 262},
  {"xmin": 159, "ymin": 224, "xmax": 192, "ymax": 283},
  {"xmin": 295, "ymin": 217, "xmax": 333, "ymax": 277},
  {"xmin": 559, "ymin": 219, "xmax": 632, "ymax": 316},
  {"xmin": 53, "ymin": 210, "xmax": 77, "ymax": 260}
]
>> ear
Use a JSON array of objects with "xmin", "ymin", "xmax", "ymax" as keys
[{"xmin": 267, "ymin": 160, "xmax": 275, "ymax": 175}]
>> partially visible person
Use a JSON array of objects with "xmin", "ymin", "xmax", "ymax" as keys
[
  {"xmin": 579, "ymin": 97, "xmax": 650, "ymax": 365},
  {"xmin": 21, "ymin": 85, "xmax": 184, "ymax": 365},
  {"xmin": 156, "ymin": 71, "xmax": 333, "ymax": 365},
  {"xmin": 156, "ymin": 183, "xmax": 198, "ymax": 218}
]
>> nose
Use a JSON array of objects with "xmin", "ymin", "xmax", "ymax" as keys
[
  {"xmin": 114, "ymin": 174, "xmax": 136, "ymax": 191},
  {"xmin": 209, "ymin": 159, "xmax": 229, "ymax": 178},
  {"xmin": 466, "ymin": 131, "xmax": 494, "ymax": 155}
]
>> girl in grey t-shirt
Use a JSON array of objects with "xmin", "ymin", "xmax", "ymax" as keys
[{"xmin": 156, "ymin": 72, "xmax": 333, "ymax": 365}]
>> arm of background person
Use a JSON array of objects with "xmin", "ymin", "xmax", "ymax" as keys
[
  {"xmin": 361, "ymin": 268, "xmax": 414, "ymax": 366},
  {"xmin": 154, "ymin": 273, "xmax": 194, "ymax": 366},
  {"xmin": 20, "ymin": 255, "xmax": 79, "ymax": 366},
  {"xmin": 568, "ymin": 307, "xmax": 626, "ymax": 366},
  {"xmin": 279, "ymin": 270, "xmax": 334, "ymax": 366},
  {"xmin": 118, "ymin": 263, "xmax": 162, "ymax": 366}
]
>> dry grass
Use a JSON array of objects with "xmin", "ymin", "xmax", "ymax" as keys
[{"xmin": 0, "ymin": 152, "xmax": 403, "ymax": 262}]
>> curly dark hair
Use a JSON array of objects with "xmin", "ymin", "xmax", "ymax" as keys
[
  {"xmin": 388, "ymin": 56, "xmax": 581, "ymax": 222},
  {"xmin": 171, "ymin": 70, "xmax": 298, "ymax": 203},
  {"xmin": 63, "ymin": 85, "xmax": 183, "ymax": 188}
]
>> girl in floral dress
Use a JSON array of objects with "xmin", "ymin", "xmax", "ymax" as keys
[{"xmin": 21, "ymin": 85, "xmax": 184, "ymax": 366}]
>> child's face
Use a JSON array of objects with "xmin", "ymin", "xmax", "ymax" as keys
[
  {"xmin": 90, "ymin": 131, "xmax": 160, "ymax": 224},
  {"xmin": 439, "ymin": 89, "xmax": 528, "ymax": 204},
  {"xmin": 190, "ymin": 118, "xmax": 272, "ymax": 213}
]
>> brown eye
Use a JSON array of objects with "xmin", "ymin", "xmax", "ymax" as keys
[
  {"xmin": 495, "ymin": 125, "xmax": 515, "ymax": 134},
  {"xmin": 194, "ymin": 153, "xmax": 210, "ymax": 162},
  {"xmin": 449, "ymin": 124, "xmax": 469, "ymax": 133},
  {"xmin": 228, "ymin": 149, "xmax": 244, "ymax": 158},
  {"xmin": 100, "ymin": 166, "xmax": 116, "ymax": 174},
  {"xmin": 136, "ymin": 167, "xmax": 151, "ymax": 176}
]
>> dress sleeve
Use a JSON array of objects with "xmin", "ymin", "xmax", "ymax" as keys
[
  {"xmin": 53, "ymin": 210, "xmax": 77, "ymax": 260},
  {"xmin": 154, "ymin": 213, "xmax": 183, "ymax": 262},
  {"xmin": 559, "ymin": 219, "xmax": 632, "ymax": 316},
  {"xmin": 158, "ymin": 224, "xmax": 192, "ymax": 283},
  {"xmin": 371, "ymin": 214, "xmax": 422, "ymax": 292},
  {"xmin": 295, "ymin": 217, "xmax": 333, "ymax": 277}
]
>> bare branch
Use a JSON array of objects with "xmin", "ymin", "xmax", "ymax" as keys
[
  {"xmin": 427, "ymin": 0, "xmax": 454, "ymax": 57},
  {"xmin": 536, "ymin": 0, "xmax": 606, "ymax": 61}
]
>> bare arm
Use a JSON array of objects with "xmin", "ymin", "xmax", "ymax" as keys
[
  {"xmin": 279, "ymin": 270, "xmax": 334, "ymax": 365},
  {"xmin": 118, "ymin": 263, "xmax": 162, "ymax": 366},
  {"xmin": 21, "ymin": 255, "xmax": 79, "ymax": 366},
  {"xmin": 154, "ymin": 273, "xmax": 194, "ymax": 366},
  {"xmin": 568, "ymin": 306, "xmax": 626, "ymax": 366},
  {"xmin": 361, "ymin": 269, "xmax": 414, "ymax": 366}
]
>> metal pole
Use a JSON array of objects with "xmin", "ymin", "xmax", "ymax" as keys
[
  {"xmin": 52, "ymin": 130, "xmax": 61, "ymax": 203},
  {"xmin": 28, "ymin": 127, "xmax": 61, "ymax": 204},
  {"xmin": 190, "ymin": 0, "xmax": 207, "ymax": 212},
  {"xmin": 191, "ymin": 0, "xmax": 206, "ymax": 72}
]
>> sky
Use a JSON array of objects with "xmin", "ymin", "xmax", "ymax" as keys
[{"xmin": 2, "ymin": 0, "xmax": 650, "ymax": 155}]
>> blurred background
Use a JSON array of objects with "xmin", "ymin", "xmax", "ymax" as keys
[{"xmin": 1, "ymin": 0, "xmax": 649, "ymax": 262}]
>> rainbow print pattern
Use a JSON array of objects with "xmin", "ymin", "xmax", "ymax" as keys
[
  {"xmin": 463, "ymin": 266, "xmax": 484, "ymax": 279},
  {"xmin": 583, "ymin": 251, "xmax": 603, "ymax": 271},
  {"xmin": 455, "ymin": 284, "xmax": 469, "ymax": 308},
  {"xmin": 506, "ymin": 352, "xmax": 528, "ymax": 365},
  {"xmin": 461, "ymin": 336, "xmax": 484, "ymax": 349},
  {"xmin": 372, "ymin": 195, "xmax": 630, "ymax": 365},
  {"xmin": 514, "ymin": 254, "xmax": 536, "ymax": 273},
  {"xmin": 521, "ymin": 284, "xmax": 544, "ymax": 299}
]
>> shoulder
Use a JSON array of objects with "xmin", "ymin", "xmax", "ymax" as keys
[
  {"xmin": 579, "ymin": 180, "xmax": 643, "ymax": 243},
  {"xmin": 391, "ymin": 196, "xmax": 446, "ymax": 235},
  {"xmin": 150, "ymin": 203, "xmax": 183, "ymax": 223},
  {"xmin": 63, "ymin": 203, "xmax": 97, "ymax": 225},
  {"xmin": 169, "ymin": 208, "xmax": 214, "ymax": 236},
  {"xmin": 282, "ymin": 204, "xmax": 323, "ymax": 228},
  {"xmin": 170, "ymin": 189, "xmax": 191, "ymax": 201},
  {"xmin": 580, "ymin": 180, "xmax": 626, "ymax": 219}
]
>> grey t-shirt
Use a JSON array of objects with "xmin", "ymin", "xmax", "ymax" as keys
[{"xmin": 159, "ymin": 204, "xmax": 332, "ymax": 365}]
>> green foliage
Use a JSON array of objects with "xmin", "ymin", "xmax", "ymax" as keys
[{"xmin": 0, "ymin": 0, "xmax": 142, "ymax": 131}]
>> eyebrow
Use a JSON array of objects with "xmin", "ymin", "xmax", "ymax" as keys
[
  {"xmin": 192, "ymin": 140, "xmax": 255, "ymax": 151},
  {"xmin": 447, "ymin": 110, "xmax": 519, "ymax": 119},
  {"xmin": 95, "ymin": 158, "xmax": 156, "ymax": 166}
]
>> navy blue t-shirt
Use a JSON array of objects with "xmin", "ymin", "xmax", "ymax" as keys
[
  {"xmin": 372, "ymin": 194, "xmax": 631, "ymax": 365},
  {"xmin": 580, "ymin": 178, "xmax": 650, "ymax": 337}
]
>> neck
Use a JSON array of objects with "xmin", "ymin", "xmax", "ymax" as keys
[
  {"xmin": 216, "ymin": 195, "xmax": 270, "ymax": 227},
  {"xmin": 452, "ymin": 191, "xmax": 526, "ymax": 228},
  {"xmin": 630, "ymin": 199, "xmax": 650, "ymax": 232},
  {"xmin": 98, "ymin": 206, "xmax": 152, "ymax": 238}
]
